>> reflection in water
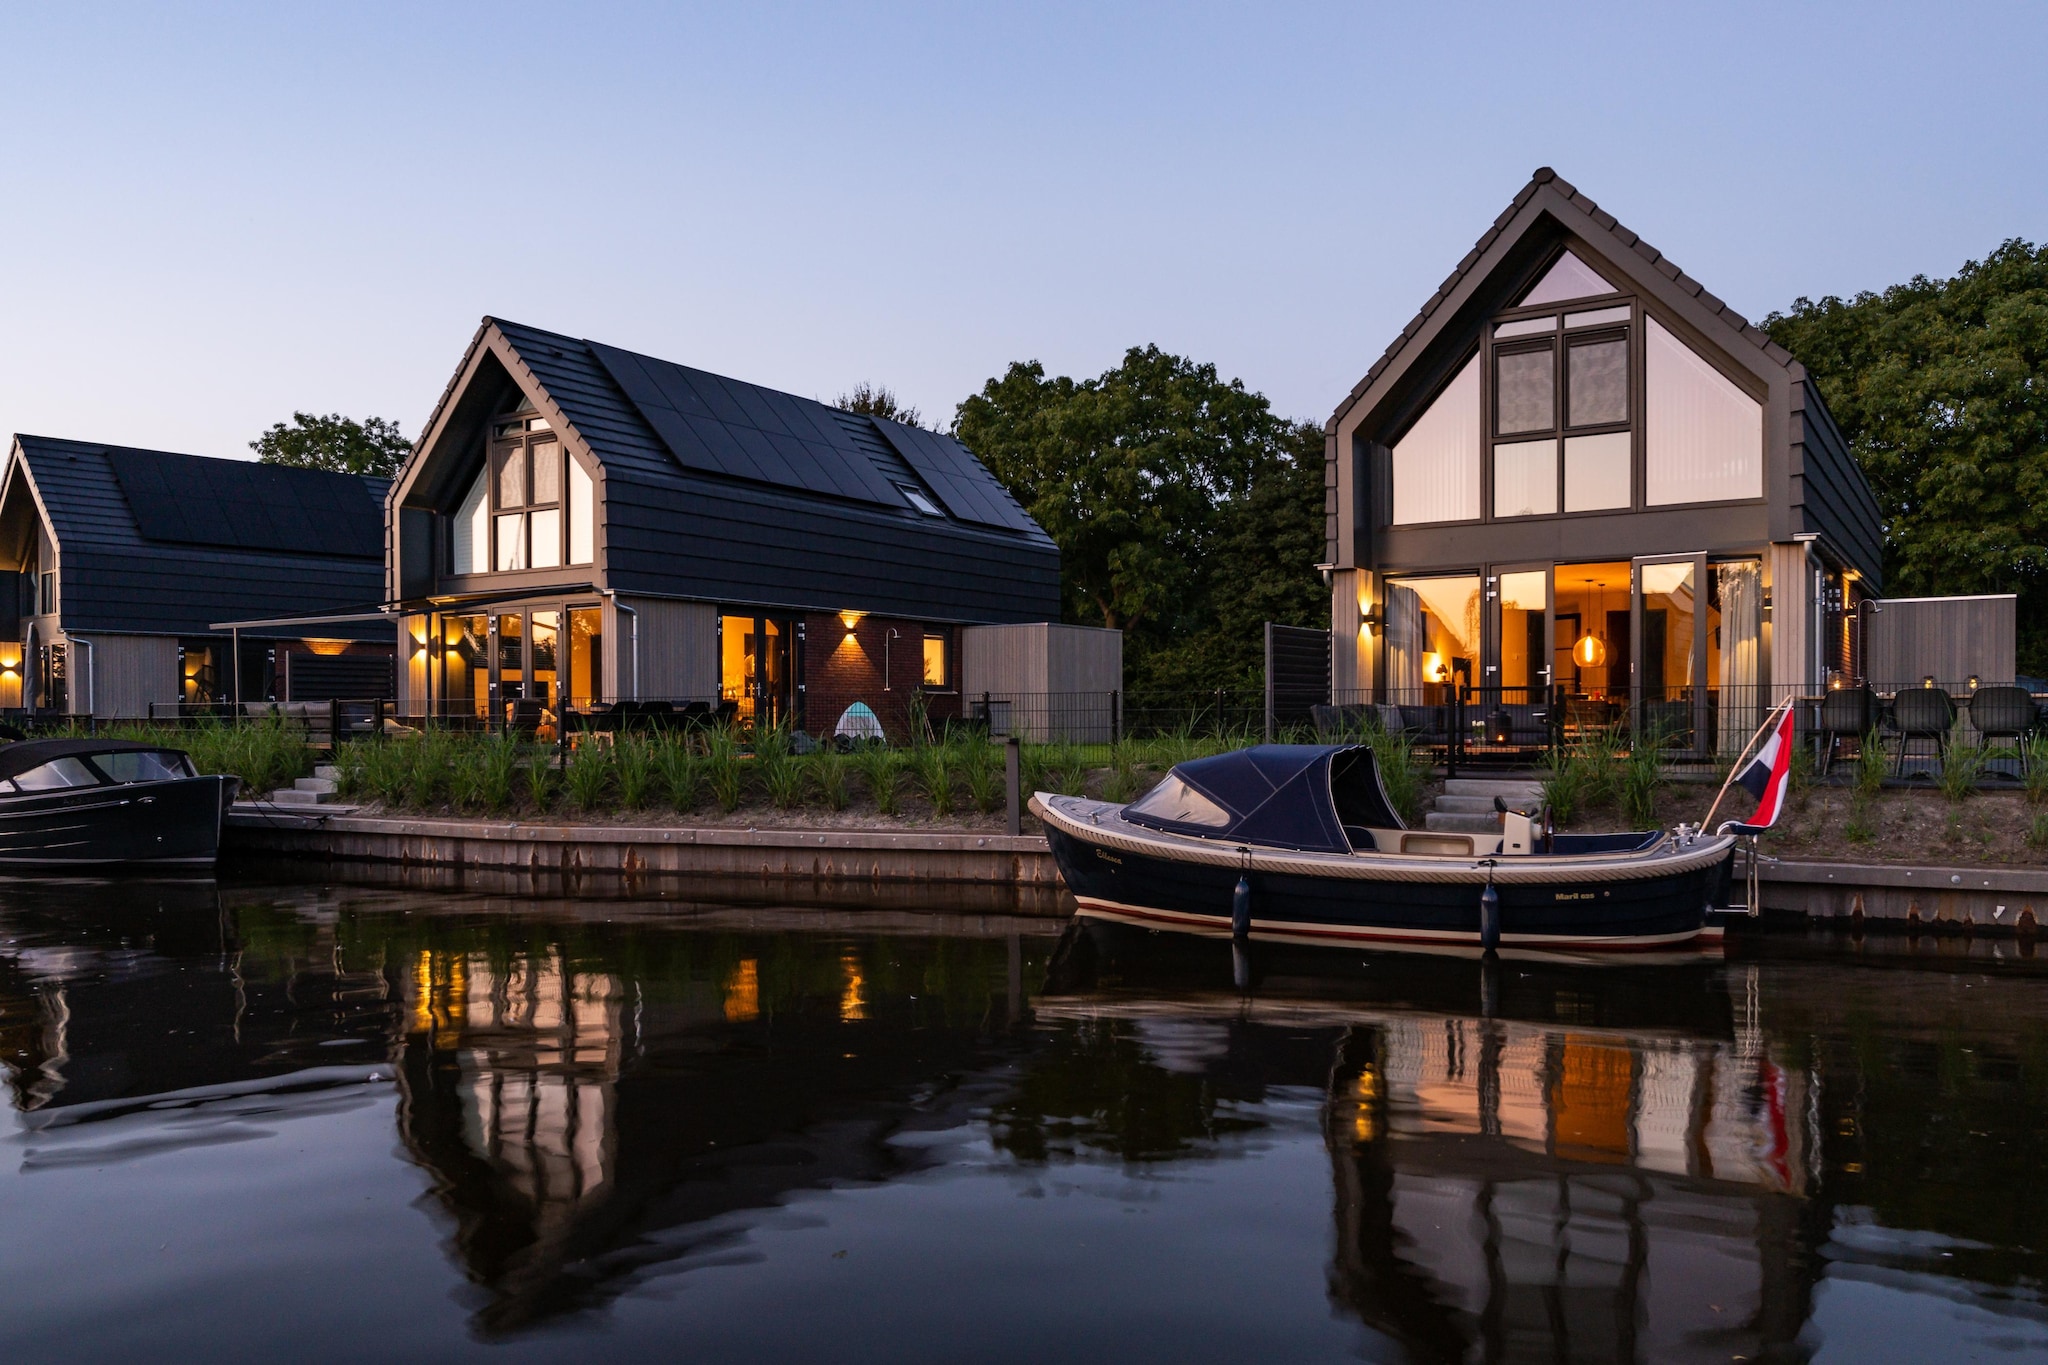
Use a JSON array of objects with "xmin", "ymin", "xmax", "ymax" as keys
[{"xmin": 3, "ymin": 883, "xmax": 2047, "ymax": 1361}]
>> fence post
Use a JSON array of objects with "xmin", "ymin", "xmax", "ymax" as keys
[
  {"xmin": 328, "ymin": 698, "xmax": 340, "ymax": 753},
  {"xmin": 1114, "ymin": 690, "xmax": 1122, "ymax": 745},
  {"xmin": 1004, "ymin": 735, "xmax": 1021, "ymax": 836},
  {"xmin": 1447, "ymin": 686, "xmax": 1461, "ymax": 779}
]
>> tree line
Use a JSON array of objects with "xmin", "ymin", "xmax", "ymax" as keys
[{"xmin": 261, "ymin": 236, "xmax": 2046, "ymax": 683}]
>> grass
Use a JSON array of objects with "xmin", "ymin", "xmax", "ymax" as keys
[
  {"xmin": 616, "ymin": 738, "xmax": 656, "ymax": 810},
  {"xmin": 565, "ymin": 741, "xmax": 612, "ymax": 812},
  {"xmin": 1937, "ymin": 725, "xmax": 1988, "ymax": 803},
  {"xmin": 1618, "ymin": 725, "xmax": 1666, "ymax": 827},
  {"xmin": 852, "ymin": 746, "xmax": 904, "ymax": 816},
  {"xmin": 654, "ymin": 737, "xmax": 701, "ymax": 813},
  {"xmin": 1854, "ymin": 729, "xmax": 1888, "ymax": 799},
  {"xmin": 964, "ymin": 744, "xmax": 1004, "ymax": 815},
  {"xmin": 909, "ymin": 745, "xmax": 954, "ymax": 817}
]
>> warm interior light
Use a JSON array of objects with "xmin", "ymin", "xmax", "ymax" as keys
[
  {"xmin": 1922, "ymin": 675, "xmax": 1936, "ymax": 688},
  {"xmin": 1573, "ymin": 633, "xmax": 1607, "ymax": 668},
  {"xmin": 1968, "ymin": 675, "xmax": 1981, "ymax": 691},
  {"xmin": 1422, "ymin": 652, "xmax": 1446, "ymax": 683},
  {"xmin": 306, "ymin": 639, "xmax": 352, "ymax": 656}
]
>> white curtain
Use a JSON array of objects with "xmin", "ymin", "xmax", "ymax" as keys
[
  {"xmin": 1384, "ymin": 583, "xmax": 1425, "ymax": 700},
  {"xmin": 1717, "ymin": 561, "xmax": 1762, "ymax": 755}
]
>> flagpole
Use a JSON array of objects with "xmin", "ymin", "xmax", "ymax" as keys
[{"xmin": 1700, "ymin": 696, "xmax": 1795, "ymax": 833}]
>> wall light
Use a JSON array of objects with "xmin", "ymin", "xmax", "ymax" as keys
[{"xmin": 839, "ymin": 610, "xmax": 865, "ymax": 631}]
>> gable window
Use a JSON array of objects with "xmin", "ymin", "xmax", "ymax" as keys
[
  {"xmin": 452, "ymin": 410, "xmax": 597, "ymax": 576},
  {"xmin": 1488, "ymin": 301, "xmax": 1633, "ymax": 517},
  {"xmin": 1645, "ymin": 317, "xmax": 1763, "ymax": 505},
  {"xmin": 1390, "ymin": 354, "xmax": 1481, "ymax": 525}
]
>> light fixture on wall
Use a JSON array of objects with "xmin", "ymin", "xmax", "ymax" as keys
[
  {"xmin": 1922, "ymin": 675, "xmax": 1936, "ymax": 689},
  {"xmin": 1359, "ymin": 608, "xmax": 1382, "ymax": 638},
  {"xmin": 1968, "ymin": 674, "xmax": 1981, "ymax": 692}
]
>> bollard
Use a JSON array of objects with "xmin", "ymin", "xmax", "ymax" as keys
[{"xmin": 1004, "ymin": 736, "xmax": 1021, "ymax": 837}]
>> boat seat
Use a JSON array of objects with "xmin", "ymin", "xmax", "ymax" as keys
[{"xmin": 1343, "ymin": 824, "xmax": 1377, "ymax": 852}]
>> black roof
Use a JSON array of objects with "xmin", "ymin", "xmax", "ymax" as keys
[
  {"xmin": 402, "ymin": 319, "xmax": 1060, "ymax": 623},
  {"xmin": 9, "ymin": 436, "xmax": 391, "ymax": 639}
]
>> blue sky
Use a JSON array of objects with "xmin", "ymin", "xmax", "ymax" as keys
[{"xmin": 0, "ymin": 1, "xmax": 2041, "ymax": 458}]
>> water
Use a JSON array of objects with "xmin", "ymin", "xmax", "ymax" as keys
[{"xmin": 3, "ymin": 877, "xmax": 2046, "ymax": 1363}]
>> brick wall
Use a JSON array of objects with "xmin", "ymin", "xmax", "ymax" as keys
[{"xmin": 802, "ymin": 613, "xmax": 961, "ymax": 741}]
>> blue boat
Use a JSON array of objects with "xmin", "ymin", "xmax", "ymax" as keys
[{"xmin": 1032, "ymin": 745, "xmax": 1736, "ymax": 953}]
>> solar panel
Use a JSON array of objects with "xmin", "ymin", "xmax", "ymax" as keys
[{"xmin": 107, "ymin": 447, "xmax": 382, "ymax": 558}]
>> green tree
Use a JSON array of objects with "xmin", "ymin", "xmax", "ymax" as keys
[
  {"xmin": 836, "ymin": 381, "xmax": 925, "ymax": 429},
  {"xmin": 955, "ymin": 346, "xmax": 1325, "ymax": 695},
  {"xmin": 1765, "ymin": 240, "xmax": 2048, "ymax": 669},
  {"xmin": 251, "ymin": 412, "xmax": 411, "ymax": 477}
]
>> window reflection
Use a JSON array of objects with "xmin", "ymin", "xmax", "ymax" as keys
[{"xmin": 1384, "ymin": 575, "xmax": 1481, "ymax": 699}]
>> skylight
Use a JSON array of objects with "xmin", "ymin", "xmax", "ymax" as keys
[{"xmin": 897, "ymin": 483, "xmax": 943, "ymax": 517}]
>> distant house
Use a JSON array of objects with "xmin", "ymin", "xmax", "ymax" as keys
[
  {"xmin": 0, "ymin": 436, "xmax": 394, "ymax": 717},
  {"xmin": 386, "ymin": 317, "xmax": 1103, "ymax": 737},
  {"xmin": 1325, "ymin": 169, "xmax": 1885, "ymax": 753}
]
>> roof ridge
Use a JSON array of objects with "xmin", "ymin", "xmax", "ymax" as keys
[{"xmin": 1331, "ymin": 168, "xmax": 1798, "ymax": 430}]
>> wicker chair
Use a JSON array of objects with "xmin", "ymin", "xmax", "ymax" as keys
[
  {"xmin": 1889, "ymin": 687, "xmax": 1955, "ymax": 776},
  {"xmin": 1968, "ymin": 685, "xmax": 2036, "ymax": 776},
  {"xmin": 1815, "ymin": 685, "xmax": 1875, "ymax": 776}
]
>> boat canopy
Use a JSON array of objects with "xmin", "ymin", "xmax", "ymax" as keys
[
  {"xmin": 0, "ymin": 738, "xmax": 188, "ymax": 783},
  {"xmin": 1121, "ymin": 744, "xmax": 1405, "ymax": 854}
]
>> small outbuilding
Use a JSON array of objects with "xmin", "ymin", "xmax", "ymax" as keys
[{"xmin": 0, "ymin": 436, "xmax": 394, "ymax": 718}]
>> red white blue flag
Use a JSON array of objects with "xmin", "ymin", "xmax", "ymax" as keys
[{"xmin": 1727, "ymin": 705, "xmax": 1796, "ymax": 834}]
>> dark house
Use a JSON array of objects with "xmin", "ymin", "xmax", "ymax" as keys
[
  {"xmin": 0, "ymin": 436, "xmax": 394, "ymax": 717},
  {"xmin": 1325, "ymin": 169, "xmax": 1884, "ymax": 754},
  {"xmin": 386, "ymin": 317, "xmax": 1086, "ymax": 736}
]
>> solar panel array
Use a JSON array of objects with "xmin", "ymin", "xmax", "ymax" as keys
[
  {"xmin": 106, "ymin": 447, "xmax": 384, "ymax": 559},
  {"xmin": 584, "ymin": 339, "xmax": 1036, "ymax": 534}
]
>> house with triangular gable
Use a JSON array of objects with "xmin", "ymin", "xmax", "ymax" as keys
[
  {"xmin": 1325, "ymin": 169, "xmax": 1885, "ymax": 755},
  {"xmin": 385, "ymin": 319, "xmax": 1101, "ymax": 738}
]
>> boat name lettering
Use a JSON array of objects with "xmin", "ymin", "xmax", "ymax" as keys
[
  {"xmin": 1554, "ymin": 891, "xmax": 1594, "ymax": 901},
  {"xmin": 1095, "ymin": 850, "xmax": 1122, "ymax": 865}
]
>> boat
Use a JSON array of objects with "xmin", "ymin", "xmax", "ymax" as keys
[
  {"xmin": 1031, "ymin": 744, "xmax": 1736, "ymax": 953},
  {"xmin": 0, "ymin": 738, "xmax": 239, "ymax": 869}
]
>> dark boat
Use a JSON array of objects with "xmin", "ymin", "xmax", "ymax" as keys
[
  {"xmin": 1032, "ymin": 744, "xmax": 1736, "ymax": 953},
  {"xmin": 0, "ymin": 739, "xmax": 239, "ymax": 869}
]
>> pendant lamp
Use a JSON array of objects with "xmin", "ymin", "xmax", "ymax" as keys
[{"xmin": 1573, "ymin": 632, "xmax": 1606, "ymax": 668}]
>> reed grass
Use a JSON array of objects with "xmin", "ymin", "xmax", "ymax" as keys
[
  {"xmin": 851, "ymin": 745, "xmax": 903, "ymax": 815},
  {"xmin": 910, "ymin": 745, "xmax": 954, "ymax": 816},
  {"xmin": 814, "ymin": 752, "xmax": 851, "ymax": 811},
  {"xmin": 1937, "ymin": 726, "xmax": 1987, "ymax": 803},
  {"xmin": 565, "ymin": 741, "xmax": 613, "ymax": 812},
  {"xmin": 1854, "ymin": 729, "xmax": 1888, "ymax": 799},
  {"xmin": 652, "ymin": 736, "xmax": 701, "ymax": 812},
  {"xmin": 615, "ymin": 737, "xmax": 656, "ymax": 810},
  {"xmin": 705, "ymin": 725, "xmax": 744, "ymax": 812},
  {"xmin": 963, "ymin": 744, "xmax": 1003, "ymax": 815},
  {"xmin": 522, "ymin": 745, "xmax": 558, "ymax": 811}
]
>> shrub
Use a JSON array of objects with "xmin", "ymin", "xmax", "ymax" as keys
[
  {"xmin": 814, "ymin": 752, "xmax": 851, "ymax": 811},
  {"xmin": 852, "ymin": 746, "xmax": 903, "ymax": 816},
  {"xmin": 616, "ymin": 737, "xmax": 656, "ymax": 810},
  {"xmin": 1937, "ymin": 726, "xmax": 1987, "ymax": 804},
  {"xmin": 910, "ymin": 746, "xmax": 954, "ymax": 817},
  {"xmin": 565, "ymin": 741, "xmax": 613, "ymax": 812},
  {"xmin": 653, "ymin": 736, "xmax": 701, "ymax": 812}
]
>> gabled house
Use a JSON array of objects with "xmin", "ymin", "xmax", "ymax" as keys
[
  {"xmin": 386, "ymin": 318, "xmax": 1080, "ymax": 736},
  {"xmin": 1325, "ymin": 169, "xmax": 1884, "ymax": 755},
  {"xmin": 0, "ymin": 436, "xmax": 394, "ymax": 717}
]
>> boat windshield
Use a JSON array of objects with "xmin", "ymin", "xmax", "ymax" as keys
[
  {"xmin": 1124, "ymin": 774, "xmax": 1231, "ymax": 828},
  {"xmin": 10, "ymin": 757, "xmax": 105, "ymax": 791},
  {"xmin": 90, "ymin": 750, "xmax": 194, "ymax": 783}
]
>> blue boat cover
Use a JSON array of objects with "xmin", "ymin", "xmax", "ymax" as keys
[{"xmin": 1121, "ymin": 744, "xmax": 1404, "ymax": 854}]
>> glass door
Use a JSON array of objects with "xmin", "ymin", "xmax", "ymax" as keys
[
  {"xmin": 1484, "ymin": 566, "xmax": 1552, "ymax": 751},
  {"xmin": 1632, "ymin": 554, "xmax": 1707, "ymax": 755},
  {"xmin": 721, "ymin": 614, "xmax": 804, "ymax": 731}
]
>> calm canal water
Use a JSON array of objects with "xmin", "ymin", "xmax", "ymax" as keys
[{"xmin": 3, "ymin": 877, "xmax": 2046, "ymax": 1363}]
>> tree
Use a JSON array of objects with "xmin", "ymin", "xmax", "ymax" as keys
[
  {"xmin": 955, "ymin": 345, "xmax": 1326, "ymax": 695},
  {"xmin": 251, "ymin": 412, "xmax": 411, "ymax": 477},
  {"xmin": 836, "ymin": 382, "xmax": 925, "ymax": 429},
  {"xmin": 1765, "ymin": 240, "xmax": 2048, "ymax": 670}
]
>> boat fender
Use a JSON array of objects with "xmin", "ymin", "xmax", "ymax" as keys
[
  {"xmin": 1231, "ymin": 873, "xmax": 1253, "ymax": 940},
  {"xmin": 1478, "ymin": 864, "xmax": 1501, "ymax": 953}
]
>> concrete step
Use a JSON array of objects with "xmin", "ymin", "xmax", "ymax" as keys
[
  {"xmin": 294, "ymin": 776, "xmax": 338, "ymax": 795},
  {"xmin": 1425, "ymin": 811, "xmax": 1504, "ymax": 834},
  {"xmin": 313, "ymin": 764, "xmax": 339, "ymax": 781},
  {"xmin": 269, "ymin": 787, "xmax": 334, "ymax": 806},
  {"xmin": 1441, "ymin": 777, "xmax": 1545, "ymax": 798},
  {"xmin": 1434, "ymin": 794, "xmax": 1527, "ymax": 815}
]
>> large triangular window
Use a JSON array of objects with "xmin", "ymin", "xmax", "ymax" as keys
[{"xmin": 1518, "ymin": 251, "xmax": 1616, "ymax": 307}]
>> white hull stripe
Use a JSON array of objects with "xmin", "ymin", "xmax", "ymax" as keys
[{"xmin": 1073, "ymin": 896, "xmax": 1722, "ymax": 951}]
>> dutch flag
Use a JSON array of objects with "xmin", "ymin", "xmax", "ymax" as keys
[{"xmin": 1727, "ymin": 705, "xmax": 1797, "ymax": 834}]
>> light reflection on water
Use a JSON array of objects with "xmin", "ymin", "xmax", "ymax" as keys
[{"xmin": 2, "ymin": 877, "xmax": 2046, "ymax": 1363}]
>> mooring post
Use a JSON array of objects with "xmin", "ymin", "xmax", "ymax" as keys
[{"xmin": 1004, "ymin": 735, "xmax": 1022, "ymax": 836}]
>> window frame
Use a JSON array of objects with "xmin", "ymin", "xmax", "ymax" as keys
[
  {"xmin": 920, "ymin": 627, "xmax": 955, "ymax": 692},
  {"xmin": 1483, "ymin": 292, "xmax": 1638, "ymax": 524}
]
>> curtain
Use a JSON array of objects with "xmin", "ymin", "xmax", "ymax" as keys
[
  {"xmin": 1717, "ymin": 560, "xmax": 1762, "ymax": 755},
  {"xmin": 1384, "ymin": 582, "xmax": 1425, "ymax": 701}
]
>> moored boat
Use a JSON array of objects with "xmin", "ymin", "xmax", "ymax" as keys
[
  {"xmin": 1031, "ymin": 744, "xmax": 1735, "ymax": 953},
  {"xmin": 0, "ymin": 739, "xmax": 238, "ymax": 869}
]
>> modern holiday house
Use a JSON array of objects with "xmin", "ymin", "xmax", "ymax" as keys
[
  {"xmin": 0, "ymin": 436, "xmax": 394, "ymax": 717},
  {"xmin": 385, "ymin": 318, "xmax": 1101, "ymax": 738},
  {"xmin": 1324, "ymin": 169, "xmax": 1886, "ymax": 754}
]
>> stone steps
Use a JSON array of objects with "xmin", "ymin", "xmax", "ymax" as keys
[
  {"xmin": 1421, "ymin": 775, "xmax": 1545, "ymax": 834},
  {"xmin": 265, "ymin": 766, "xmax": 342, "ymax": 806}
]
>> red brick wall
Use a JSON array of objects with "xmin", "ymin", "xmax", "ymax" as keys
[{"xmin": 802, "ymin": 613, "xmax": 960, "ymax": 741}]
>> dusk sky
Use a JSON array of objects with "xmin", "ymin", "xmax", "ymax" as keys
[{"xmin": 2, "ymin": 1, "xmax": 2041, "ymax": 458}]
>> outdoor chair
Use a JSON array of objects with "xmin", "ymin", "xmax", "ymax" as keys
[
  {"xmin": 1967, "ymin": 685, "xmax": 2036, "ymax": 776},
  {"xmin": 1888, "ymin": 687, "xmax": 1955, "ymax": 776},
  {"xmin": 1815, "ymin": 685, "xmax": 1875, "ymax": 777}
]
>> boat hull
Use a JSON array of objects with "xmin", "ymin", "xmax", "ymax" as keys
[
  {"xmin": 0, "ymin": 774, "xmax": 235, "ymax": 869},
  {"xmin": 1042, "ymin": 822, "xmax": 1733, "ymax": 952}
]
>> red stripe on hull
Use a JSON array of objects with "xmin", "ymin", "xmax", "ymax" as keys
[{"xmin": 1074, "ymin": 898, "xmax": 1723, "ymax": 952}]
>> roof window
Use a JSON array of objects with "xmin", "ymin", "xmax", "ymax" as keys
[{"xmin": 896, "ymin": 483, "xmax": 943, "ymax": 517}]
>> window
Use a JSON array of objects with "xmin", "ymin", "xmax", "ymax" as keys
[
  {"xmin": 485, "ymin": 415, "xmax": 579, "ymax": 572},
  {"xmin": 897, "ymin": 483, "xmax": 943, "ymax": 517},
  {"xmin": 1126, "ymin": 774, "xmax": 1231, "ymax": 828},
  {"xmin": 13, "ymin": 756, "xmax": 102, "ymax": 790},
  {"xmin": 568, "ymin": 607, "xmax": 602, "ymax": 708},
  {"xmin": 1517, "ymin": 250, "xmax": 1616, "ymax": 307},
  {"xmin": 1383, "ymin": 574, "xmax": 1481, "ymax": 697},
  {"xmin": 1391, "ymin": 355, "xmax": 1480, "ymax": 525},
  {"xmin": 91, "ymin": 751, "xmax": 193, "ymax": 783},
  {"xmin": 1487, "ymin": 305, "xmax": 1633, "ymax": 517},
  {"xmin": 37, "ymin": 571, "xmax": 54, "ymax": 615},
  {"xmin": 451, "ymin": 467, "xmax": 487, "ymax": 574},
  {"xmin": 922, "ymin": 629, "xmax": 952, "ymax": 688},
  {"xmin": 1645, "ymin": 317, "xmax": 1762, "ymax": 505}
]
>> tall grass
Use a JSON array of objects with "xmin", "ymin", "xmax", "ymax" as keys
[
  {"xmin": 909, "ymin": 745, "xmax": 954, "ymax": 816},
  {"xmin": 814, "ymin": 752, "xmax": 851, "ymax": 811},
  {"xmin": 522, "ymin": 745, "xmax": 558, "ymax": 812},
  {"xmin": 565, "ymin": 741, "xmax": 613, "ymax": 812},
  {"xmin": 2027, "ymin": 735, "xmax": 2048, "ymax": 805},
  {"xmin": 1619, "ymin": 726, "xmax": 1666, "ymax": 827},
  {"xmin": 175, "ymin": 716, "xmax": 312, "ymax": 794},
  {"xmin": 652, "ymin": 736, "xmax": 701, "ymax": 813},
  {"xmin": 852, "ymin": 746, "xmax": 903, "ymax": 816},
  {"xmin": 1360, "ymin": 724, "xmax": 1426, "ymax": 826},
  {"xmin": 1854, "ymin": 729, "xmax": 1888, "ymax": 799},
  {"xmin": 1937, "ymin": 725, "xmax": 1987, "ymax": 803},
  {"xmin": 964, "ymin": 743, "xmax": 1003, "ymax": 815},
  {"xmin": 705, "ymin": 725, "xmax": 744, "ymax": 812},
  {"xmin": 1538, "ymin": 745, "xmax": 1584, "ymax": 826},
  {"xmin": 615, "ymin": 737, "xmax": 656, "ymax": 810}
]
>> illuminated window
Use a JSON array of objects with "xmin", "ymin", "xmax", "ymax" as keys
[
  {"xmin": 1391, "ymin": 355, "xmax": 1481, "ymax": 525},
  {"xmin": 922, "ymin": 630, "xmax": 951, "ymax": 688},
  {"xmin": 1645, "ymin": 317, "xmax": 1762, "ymax": 505},
  {"xmin": 484, "ymin": 414, "xmax": 570, "ymax": 572}
]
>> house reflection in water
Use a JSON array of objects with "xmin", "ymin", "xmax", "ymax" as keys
[{"xmin": 1323, "ymin": 1009, "xmax": 1810, "ymax": 1362}]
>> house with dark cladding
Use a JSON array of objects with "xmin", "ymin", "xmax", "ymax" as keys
[
  {"xmin": 0, "ymin": 436, "xmax": 394, "ymax": 717},
  {"xmin": 1324, "ymin": 168, "xmax": 1886, "ymax": 757},
  {"xmin": 386, "ymin": 317, "xmax": 1103, "ymax": 738}
]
